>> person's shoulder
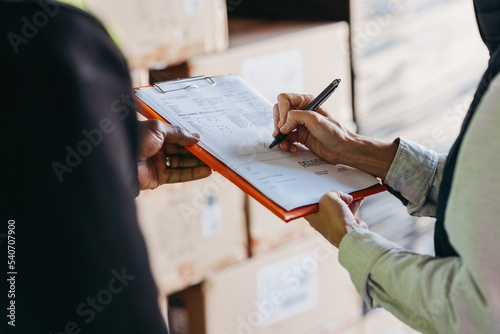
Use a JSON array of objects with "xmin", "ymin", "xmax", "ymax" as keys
[
  {"xmin": 0, "ymin": 0, "xmax": 95, "ymax": 22},
  {"xmin": 1, "ymin": 0, "xmax": 127, "ymax": 74},
  {"xmin": 0, "ymin": 0, "xmax": 111, "ymax": 47},
  {"xmin": 0, "ymin": 0, "xmax": 96, "ymax": 20}
]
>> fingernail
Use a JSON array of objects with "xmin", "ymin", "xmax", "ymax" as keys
[{"xmin": 191, "ymin": 133, "xmax": 200, "ymax": 138}]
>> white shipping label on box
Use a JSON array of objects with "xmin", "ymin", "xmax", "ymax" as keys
[
  {"xmin": 257, "ymin": 251, "xmax": 317, "ymax": 326},
  {"xmin": 201, "ymin": 193, "xmax": 222, "ymax": 238},
  {"xmin": 242, "ymin": 50, "xmax": 303, "ymax": 103}
]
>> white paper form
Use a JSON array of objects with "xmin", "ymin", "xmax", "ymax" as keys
[{"xmin": 136, "ymin": 75, "xmax": 378, "ymax": 211}]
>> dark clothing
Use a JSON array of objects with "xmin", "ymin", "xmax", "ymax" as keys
[
  {"xmin": 2, "ymin": 1, "xmax": 167, "ymax": 333},
  {"xmin": 434, "ymin": 0, "xmax": 500, "ymax": 257}
]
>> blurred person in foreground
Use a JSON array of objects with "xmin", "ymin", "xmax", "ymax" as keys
[
  {"xmin": 2, "ymin": 1, "xmax": 211, "ymax": 333},
  {"xmin": 273, "ymin": 1, "xmax": 500, "ymax": 333}
]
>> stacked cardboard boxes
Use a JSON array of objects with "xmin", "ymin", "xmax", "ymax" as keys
[
  {"xmin": 135, "ymin": 173, "xmax": 248, "ymax": 295},
  {"xmin": 84, "ymin": 0, "xmax": 229, "ymax": 69},
  {"xmin": 168, "ymin": 235, "xmax": 362, "ymax": 334}
]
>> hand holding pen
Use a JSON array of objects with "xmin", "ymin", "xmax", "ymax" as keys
[
  {"xmin": 269, "ymin": 79, "xmax": 362, "ymax": 167},
  {"xmin": 270, "ymin": 78, "xmax": 341, "ymax": 149}
]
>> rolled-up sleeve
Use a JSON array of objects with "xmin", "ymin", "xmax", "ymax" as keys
[{"xmin": 385, "ymin": 138, "xmax": 446, "ymax": 217}]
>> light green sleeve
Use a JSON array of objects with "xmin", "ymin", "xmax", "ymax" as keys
[
  {"xmin": 339, "ymin": 229, "xmax": 491, "ymax": 333},
  {"xmin": 338, "ymin": 73, "xmax": 500, "ymax": 333}
]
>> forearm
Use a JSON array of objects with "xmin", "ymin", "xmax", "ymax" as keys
[
  {"xmin": 339, "ymin": 228, "xmax": 497, "ymax": 333},
  {"xmin": 339, "ymin": 134, "xmax": 398, "ymax": 180}
]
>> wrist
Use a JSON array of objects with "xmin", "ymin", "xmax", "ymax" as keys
[{"xmin": 339, "ymin": 134, "xmax": 398, "ymax": 179}]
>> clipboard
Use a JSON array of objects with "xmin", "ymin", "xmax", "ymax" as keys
[{"xmin": 135, "ymin": 75, "xmax": 386, "ymax": 222}]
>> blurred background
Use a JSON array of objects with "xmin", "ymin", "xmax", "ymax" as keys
[{"xmin": 85, "ymin": 0, "xmax": 489, "ymax": 332}]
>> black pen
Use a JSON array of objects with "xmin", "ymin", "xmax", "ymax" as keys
[{"xmin": 269, "ymin": 78, "xmax": 341, "ymax": 149}]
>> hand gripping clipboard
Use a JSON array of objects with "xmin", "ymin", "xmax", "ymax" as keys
[{"xmin": 134, "ymin": 75, "xmax": 386, "ymax": 222}]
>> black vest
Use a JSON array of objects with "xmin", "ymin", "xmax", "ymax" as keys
[{"xmin": 434, "ymin": 0, "xmax": 500, "ymax": 257}]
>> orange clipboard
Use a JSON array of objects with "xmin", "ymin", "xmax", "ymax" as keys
[{"xmin": 134, "ymin": 76, "xmax": 386, "ymax": 222}]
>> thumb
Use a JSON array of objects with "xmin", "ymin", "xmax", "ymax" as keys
[{"xmin": 327, "ymin": 190, "xmax": 353, "ymax": 205}]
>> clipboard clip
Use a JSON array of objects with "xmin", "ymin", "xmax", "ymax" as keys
[{"xmin": 153, "ymin": 75, "xmax": 216, "ymax": 94}]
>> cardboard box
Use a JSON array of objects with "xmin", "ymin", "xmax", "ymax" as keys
[
  {"xmin": 150, "ymin": 19, "xmax": 353, "ymax": 125},
  {"xmin": 135, "ymin": 173, "xmax": 248, "ymax": 294},
  {"xmin": 189, "ymin": 19, "xmax": 353, "ymax": 126},
  {"xmin": 169, "ymin": 235, "xmax": 363, "ymax": 334},
  {"xmin": 84, "ymin": 0, "xmax": 228, "ymax": 69},
  {"xmin": 247, "ymin": 195, "xmax": 314, "ymax": 257}
]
